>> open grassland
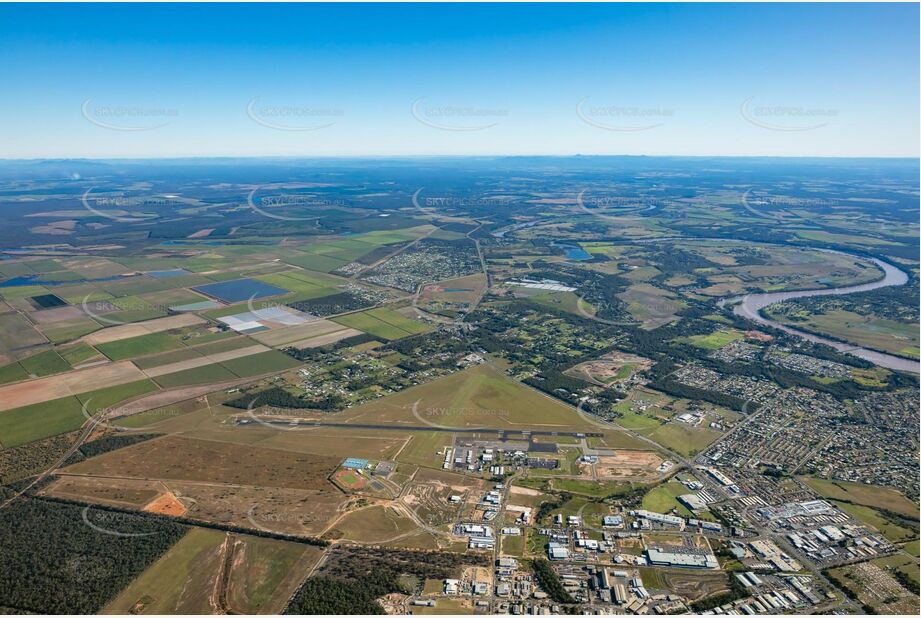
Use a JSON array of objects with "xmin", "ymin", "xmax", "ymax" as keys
[
  {"xmin": 152, "ymin": 362, "xmax": 238, "ymax": 388},
  {"xmin": 767, "ymin": 308, "xmax": 919, "ymax": 359},
  {"xmin": 255, "ymin": 427, "xmax": 408, "ymax": 460},
  {"xmin": 327, "ymin": 505, "xmax": 418, "ymax": 543},
  {"xmin": 831, "ymin": 501, "xmax": 918, "ymax": 543},
  {"xmin": 0, "ymin": 361, "xmax": 29, "ymax": 385},
  {"xmin": 794, "ymin": 229, "xmax": 901, "ymax": 247},
  {"xmin": 616, "ymin": 411, "xmax": 662, "ymax": 431},
  {"xmin": 183, "ymin": 481, "xmax": 345, "ymax": 536},
  {"xmin": 332, "ymin": 311, "xmax": 409, "ymax": 339},
  {"xmin": 219, "ymin": 349, "xmax": 301, "ymax": 376},
  {"xmin": 138, "ymin": 344, "xmax": 270, "ymax": 378},
  {"xmin": 102, "ymin": 527, "xmax": 226, "ymax": 615},
  {"xmin": 42, "ymin": 476, "xmax": 162, "ymax": 509},
  {"xmin": 411, "ymin": 598, "xmax": 475, "ymax": 615},
  {"xmin": 342, "ymin": 363, "xmax": 596, "ymax": 432},
  {"xmin": 516, "ymin": 477, "xmax": 636, "ymax": 499},
  {"xmin": 525, "ymin": 290, "xmax": 588, "ymax": 316},
  {"xmin": 133, "ymin": 346, "xmax": 204, "ymax": 369},
  {"xmin": 586, "ymin": 430, "xmax": 659, "ymax": 451},
  {"xmin": 646, "ymin": 422, "xmax": 723, "ymax": 457},
  {"xmin": 678, "ymin": 328, "xmax": 745, "ymax": 350},
  {"xmin": 38, "ymin": 316, "xmax": 103, "ymax": 344},
  {"xmin": 396, "ymin": 431, "xmax": 455, "ymax": 468},
  {"xmin": 802, "ymin": 477, "xmax": 919, "ymax": 520},
  {"xmin": 256, "ymin": 268, "xmax": 343, "ymax": 294},
  {"xmin": 64, "ymin": 435, "xmax": 341, "ymax": 491},
  {"xmin": 135, "ymin": 395, "xmax": 412, "ymax": 461},
  {"xmin": 282, "ymin": 251, "xmax": 351, "ymax": 273},
  {"xmin": 642, "ymin": 481, "xmax": 694, "ymax": 517},
  {"xmin": 249, "ymin": 318, "xmax": 346, "ymax": 347},
  {"xmin": 226, "ymin": 537, "xmax": 324, "ymax": 614},
  {"xmin": 354, "ymin": 225, "xmax": 435, "ymax": 246},
  {"xmin": 618, "ymin": 283, "xmax": 684, "ymax": 328},
  {"xmin": 142, "ymin": 347, "xmax": 298, "ymax": 387}
]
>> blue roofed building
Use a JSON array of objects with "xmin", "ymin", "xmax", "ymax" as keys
[{"xmin": 342, "ymin": 457, "xmax": 369, "ymax": 470}]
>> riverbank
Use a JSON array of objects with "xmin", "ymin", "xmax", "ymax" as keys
[{"xmin": 733, "ymin": 257, "xmax": 918, "ymax": 374}]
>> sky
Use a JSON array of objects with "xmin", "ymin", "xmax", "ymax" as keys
[{"xmin": 0, "ymin": 2, "xmax": 918, "ymax": 159}]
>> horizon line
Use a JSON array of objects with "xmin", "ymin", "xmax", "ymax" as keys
[{"xmin": 2, "ymin": 154, "xmax": 919, "ymax": 162}]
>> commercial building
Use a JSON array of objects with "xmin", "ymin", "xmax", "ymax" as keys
[{"xmin": 645, "ymin": 548, "xmax": 719, "ymax": 569}]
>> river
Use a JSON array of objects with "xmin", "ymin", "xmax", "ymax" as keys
[{"xmin": 732, "ymin": 257, "xmax": 919, "ymax": 373}]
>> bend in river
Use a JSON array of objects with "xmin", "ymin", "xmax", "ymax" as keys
[{"xmin": 733, "ymin": 257, "xmax": 919, "ymax": 373}]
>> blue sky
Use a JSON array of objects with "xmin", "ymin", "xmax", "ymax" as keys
[{"xmin": 0, "ymin": 2, "xmax": 917, "ymax": 158}]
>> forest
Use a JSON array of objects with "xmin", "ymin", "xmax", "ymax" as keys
[
  {"xmin": 0, "ymin": 498, "xmax": 188, "ymax": 613},
  {"xmin": 286, "ymin": 546, "xmax": 490, "ymax": 614}
]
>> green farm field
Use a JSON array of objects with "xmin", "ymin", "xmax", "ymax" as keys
[
  {"xmin": 0, "ymin": 396, "xmax": 86, "ymax": 448},
  {"xmin": 332, "ymin": 307, "xmax": 432, "ymax": 340},
  {"xmin": 97, "ymin": 331, "xmax": 184, "ymax": 361}
]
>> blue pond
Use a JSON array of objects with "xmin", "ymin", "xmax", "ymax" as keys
[
  {"xmin": 552, "ymin": 243, "xmax": 593, "ymax": 261},
  {"xmin": 192, "ymin": 278, "xmax": 289, "ymax": 303}
]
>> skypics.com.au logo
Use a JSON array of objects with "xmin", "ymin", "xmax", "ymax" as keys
[
  {"xmin": 81, "ymin": 99, "xmax": 178, "ymax": 132},
  {"xmin": 80, "ymin": 187, "xmax": 184, "ymax": 223},
  {"xmin": 411, "ymin": 400, "xmax": 509, "ymax": 432},
  {"xmin": 411, "ymin": 187, "xmax": 512, "ymax": 214},
  {"xmin": 246, "ymin": 185, "xmax": 344, "ymax": 221},
  {"xmin": 740, "ymin": 97, "xmax": 838, "ymax": 132},
  {"xmin": 246, "ymin": 97, "xmax": 344, "ymax": 132},
  {"xmin": 577, "ymin": 97, "xmax": 673, "ymax": 132},
  {"xmin": 411, "ymin": 97, "xmax": 508, "ymax": 132},
  {"xmin": 575, "ymin": 189, "xmax": 664, "ymax": 223}
]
